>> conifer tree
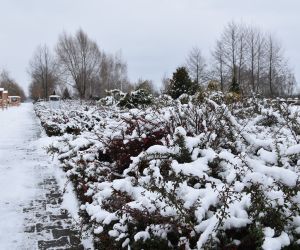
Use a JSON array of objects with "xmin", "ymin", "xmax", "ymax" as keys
[{"xmin": 168, "ymin": 67, "xmax": 197, "ymax": 99}]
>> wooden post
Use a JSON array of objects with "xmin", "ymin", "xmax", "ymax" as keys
[
  {"xmin": 3, "ymin": 91, "xmax": 8, "ymax": 109},
  {"xmin": 0, "ymin": 88, "xmax": 3, "ymax": 110}
]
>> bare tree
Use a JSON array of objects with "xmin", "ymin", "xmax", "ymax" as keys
[
  {"xmin": 211, "ymin": 22, "xmax": 241, "ymax": 92},
  {"xmin": 28, "ymin": 45, "xmax": 59, "ymax": 100},
  {"xmin": 97, "ymin": 51, "xmax": 129, "ymax": 96},
  {"xmin": 111, "ymin": 51, "xmax": 128, "ymax": 91},
  {"xmin": 212, "ymin": 40, "xmax": 226, "ymax": 91},
  {"xmin": 211, "ymin": 21, "xmax": 296, "ymax": 97},
  {"xmin": 56, "ymin": 29, "xmax": 101, "ymax": 99},
  {"xmin": 160, "ymin": 73, "xmax": 171, "ymax": 94},
  {"xmin": 237, "ymin": 26, "xmax": 247, "ymax": 92},
  {"xmin": 135, "ymin": 78, "xmax": 156, "ymax": 95},
  {"xmin": 265, "ymin": 34, "xmax": 284, "ymax": 96},
  {"xmin": 98, "ymin": 53, "xmax": 114, "ymax": 96},
  {"xmin": 255, "ymin": 33, "xmax": 266, "ymax": 93},
  {"xmin": 28, "ymin": 81, "xmax": 43, "ymax": 101},
  {"xmin": 245, "ymin": 26, "xmax": 260, "ymax": 92},
  {"xmin": 223, "ymin": 22, "xmax": 239, "ymax": 92},
  {"xmin": 186, "ymin": 47, "xmax": 206, "ymax": 85},
  {"xmin": 285, "ymin": 71, "xmax": 297, "ymax": 96}
]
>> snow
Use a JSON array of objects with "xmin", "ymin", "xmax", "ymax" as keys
[
  {"xmin": 262, "ymin": 228, "xmax": 290, "ymax": 250},
  {"xmin": 94, "ymin": 226, "xmax": 104, "ymax": 234},
  {"xmin": 0, "ymin": 103, "xmax": 82, "ymax": 249},
  {"xmin": 33, "ymin": 98, "xmax": 300, "ymax": 249},
  {"xmin": 247, "ymin": 158, "xmax": 298, "ymax": 186},
  {"xmin": 0, "ymin": 104, "xmax": 42, "ymax": 249},
  {"xmin": 134, "ymin": 231, "xmax": 150, "ymax": 241},
  {"xmin": 286, "ymin": 144, "xmax": 300, "ymax": 155},
  {"xmin": 53, "ymin": 164, "xmax": 80, "ymax": 221},
  {"xmin": 196, "ymin": 216, "xmax": 218, "ymax": 249},
  {"xmin": 257, "ymin": 148, "xmax": 277, "ymax": 164}
]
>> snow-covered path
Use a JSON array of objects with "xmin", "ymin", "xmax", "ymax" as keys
[
  {"xmin": 0, "ymin": 103, "xmax": 42, "ymax": 249},
  {"xmin": 0, "ymin": 104, "xmax": 83, "ymax": 249}
]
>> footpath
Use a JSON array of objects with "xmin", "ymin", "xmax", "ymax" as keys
[{"xmin": 0, "ymin": 103, "xmax": 84, "ymax": 249}]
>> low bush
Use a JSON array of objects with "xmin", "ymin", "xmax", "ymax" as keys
[{"xmin": 35, "ymin": 93, "xmax": 300, "ymax": 249}]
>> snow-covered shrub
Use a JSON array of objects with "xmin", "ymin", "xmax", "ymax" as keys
[
  {"xmin": 34, "ymin": 100, "xmax": 105, "ymax": 136},
  {"xmin": 98, "ymin": 95, "xmax": 116, "ymax": 106},
  {"xmin": 153, "ymin": 94, "xmax": 175, "ymax": 108},
  {"xmin": 99, "ymin": 89, "xmax": 126, "ymax": 106},
  {"xmin": 118, "ymin": 89, "xmax": 153, "ymax": 109},
  {"xmin": 224, "ymin": 92, "xmax": 242, "ymax": 104},
  {"xmin": 35, "ymin": 94, "xmax": 300, "ymax": 250},
  {"xmin": 42, "ymin": 122, "xmax": 63, "ymax": 136},
  {"xmin": 99, "ymin": 89, "xmax": 154, "ymax": 109},
  {"xmin": 178, "ymin": 93, "xmax": 192, "ymax": 104},
  {"xmin": 207, "ymin": 80, "xmax": 221, "ymax": 92}
]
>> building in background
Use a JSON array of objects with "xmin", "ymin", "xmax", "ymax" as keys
[{"xmin": 8, "ymin": 96, "xmax": 21, "ymax": 106}]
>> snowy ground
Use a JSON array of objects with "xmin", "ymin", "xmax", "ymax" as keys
[
  {"xmin": 0, "ymin": 104, "xmax": 42, "ymax": 249},
  {"xmin": 0, "ymin": 103, "xmax": 84, "ymax": 249}
]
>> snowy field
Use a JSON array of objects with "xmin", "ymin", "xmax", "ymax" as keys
[{"xmin": 34, "ymin": 95, "xmax": 300, "ymax": 250}]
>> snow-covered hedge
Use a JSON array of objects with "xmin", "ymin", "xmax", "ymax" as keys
[{"xmin": 35, "ymin": 94, "xmax": 300, "ymax": 249}]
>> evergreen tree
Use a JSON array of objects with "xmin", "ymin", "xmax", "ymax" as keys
[
  {"xmin": 168, "ymin": 67, "xmax": 197, "ymax": 99},
  {"xmin": 62, "ymin": 88, "xmax": 71, "ymax": 99}
]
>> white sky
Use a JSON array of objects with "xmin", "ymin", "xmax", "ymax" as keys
[{"xmin": 0, "ymin": 0, "xmax": 299, "ymax": 93}]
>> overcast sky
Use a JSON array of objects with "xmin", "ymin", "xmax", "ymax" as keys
[{"xmin": 0, "ymin": 0, "xmax": 299, "ymax": 93}]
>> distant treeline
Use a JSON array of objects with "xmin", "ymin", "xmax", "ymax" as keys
[
  {"xmin": 28, "ymin": 29, "xmax": 131, "ymax": 101},
  {"xmin": 25, "ymin": 21, "xmax": 298, "ymax": 100},
  {"xmin": 183, "ymin": 22, "xmax": 297, "ymax": 97},
  {"xmin": 0, "ymin": 70, "xmax": 26, "ymax": 101}
]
